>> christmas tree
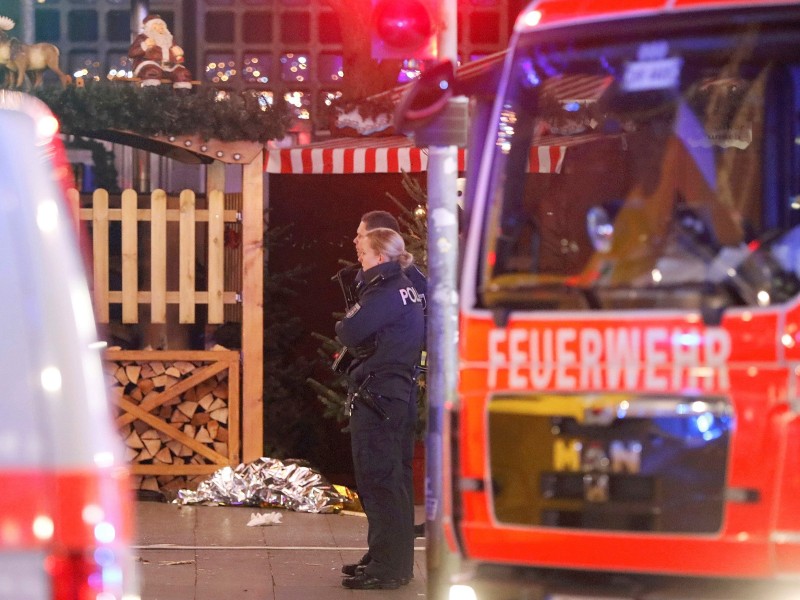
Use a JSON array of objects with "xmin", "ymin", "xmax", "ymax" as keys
[{"xmin": 306, "ymin": 172, "xmax": 429, "ymax": 439}]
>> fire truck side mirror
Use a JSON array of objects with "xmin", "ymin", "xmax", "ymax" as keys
[
  {"xmin": 395, "ymin": 60, "xmax": 459, "ymax": 142},
  {"xmin": 395, "ymin": 60, "xmax": 469, "ymax": 147}
]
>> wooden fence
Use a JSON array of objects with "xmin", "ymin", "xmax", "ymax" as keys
[{"xmin": 79, "ymin": 188, "xmax": 241, "ymax": 325}]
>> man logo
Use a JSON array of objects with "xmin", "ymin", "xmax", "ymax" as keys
[{"xmin": 552, "ymin": 439, "xmax": 642, "ymax": 474}]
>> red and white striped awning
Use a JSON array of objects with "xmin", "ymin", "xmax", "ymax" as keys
[{"xmin": 264, "ymin": 135, "xmax": 569, "ymax": 175}]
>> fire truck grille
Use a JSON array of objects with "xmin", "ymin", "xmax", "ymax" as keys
[{"xmin": 487, "ymin": 393, "xmax": 731, "ymax": 533}]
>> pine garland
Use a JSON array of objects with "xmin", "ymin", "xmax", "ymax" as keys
[{"xmin": 34, "ymin": 81, "xmax": 293, "ymax": 143}]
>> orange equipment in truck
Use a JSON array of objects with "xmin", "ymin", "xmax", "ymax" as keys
[{"xmin": 442, "ymin": 0, "xmax": 800, "ymax": 598}]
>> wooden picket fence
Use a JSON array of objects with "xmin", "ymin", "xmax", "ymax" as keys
[{"xmin": 80, "ymin": 188, "xmax": 242, "ymax": 324}]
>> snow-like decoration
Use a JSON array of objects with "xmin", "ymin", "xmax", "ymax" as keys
[{"xmin": 334, "ymin": 107, "xmax": 393, "ymax": 136}]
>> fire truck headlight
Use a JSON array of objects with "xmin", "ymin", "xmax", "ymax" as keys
[{"xmin": 449, "ymin": 584, "xmax": 478, "ymax": 600}]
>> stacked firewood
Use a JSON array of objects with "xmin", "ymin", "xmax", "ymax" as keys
[{"xmin": 105, "ymin": 352, "xmax": 233, "ymax": 497}]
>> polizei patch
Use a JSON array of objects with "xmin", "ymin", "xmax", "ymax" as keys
[{"xmin": 346, "ymin": 302, "xmax": 362, "ymax": 318}]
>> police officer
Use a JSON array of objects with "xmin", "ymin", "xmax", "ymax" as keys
[
  {"xmin": 337, "ymin": 211, "xmax": 428, "ymax": 581},
  {"xmin": 351, "ymin": 211, "xmax": 427, "ymax": 307},
  {"xmin": 336, "ymin": 227, "xmax": 425, "ymax": 590}
]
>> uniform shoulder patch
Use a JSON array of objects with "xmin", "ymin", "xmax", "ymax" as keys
[{"xmin": 345, "ymin": 302, "xmax": 361, "ymax": 318}]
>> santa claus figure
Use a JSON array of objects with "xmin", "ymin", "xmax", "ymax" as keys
[{"xmin": 128, "ymin": 14, "xmax": 192, "ymax": 89}]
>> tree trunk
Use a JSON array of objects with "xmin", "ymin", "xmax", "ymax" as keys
[{"xmin": 322, "ymin": 0, "xmax": 403, "ymax": 99}]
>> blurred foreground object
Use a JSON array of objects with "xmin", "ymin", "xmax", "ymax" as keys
[{"xmin": 0, "ymin": 92, "xmax": 139, "ymax": 599}]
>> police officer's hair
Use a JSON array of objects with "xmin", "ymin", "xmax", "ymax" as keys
[
  {"xmin": 361, "ymin": 210, "xmax": 400, "ymax": 232},
  {"xmin": 364, "ymin": 227, "xmax": 414, "ymax": 269}
]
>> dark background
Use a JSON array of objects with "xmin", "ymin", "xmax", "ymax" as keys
[{"xmin": 267, "ymin": 171, "xmax": 426, "ymax": 484}]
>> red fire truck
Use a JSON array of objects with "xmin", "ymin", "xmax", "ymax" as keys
[{"xmin": 444, "ymin": 0, "xmax": 800, "ymax": 598}]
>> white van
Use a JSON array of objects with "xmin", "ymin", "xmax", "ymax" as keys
[{"xmin": 0, "ymin": 91, "xmax": 139, "ymax": 599}]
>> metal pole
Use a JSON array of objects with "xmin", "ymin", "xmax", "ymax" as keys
[
  {"xmin": 20, "ymin": 0, "xmax": 34, "ymax": 44},
  {"xmin": 426, "ymin": 0, "xmax": 461, "ymax": 598},
  {"xmin": 130, "ymin": 0, "xmax": 151, "ymax": 193}
]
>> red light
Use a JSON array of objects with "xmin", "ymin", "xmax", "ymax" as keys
[
  {"xmin": 47, "ymin": 550, "xmax": 101, "ymax": 600},
  {"xmin": 371, "ymin": 0, "xmax": 438, "ymax": 60}
]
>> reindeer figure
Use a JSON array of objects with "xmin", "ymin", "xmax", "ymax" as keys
[{"xmin": 0, "ymin": 16, "xmax": 71, "ymax": 88}]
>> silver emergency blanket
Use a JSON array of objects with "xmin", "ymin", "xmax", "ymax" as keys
[{"xmin": 175, "ymin": 457, "xmax": 350, "ymax": 513}]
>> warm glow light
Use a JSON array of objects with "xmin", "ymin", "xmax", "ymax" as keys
[
  {"xmin": 82, "ymin": 504, "xmax": 105, "ymax": 525},
  {"xmin": 449, "ymin": 585, "xmax": 478, "ymax": 600},
  {"xmin": 94, "ymin": 521, "xmax": 116, "ymax": 543},
  {"xmin": 36, "ymin": 199, "xmax": 59, "ymax": 233},
  {"xmin": 521, "ymin": 9, "xmax": 543, "ymax": 28},
  {"xmin": 40, "ymin": 366, "xmax": 62, "ymax": 392},
  {"xmin": 32, "ymin": 515, "xmax": 54, "ymax": 541},
  {"xmin": 36, "ymin": 115, "xmax": 59, "ymax": 143}
]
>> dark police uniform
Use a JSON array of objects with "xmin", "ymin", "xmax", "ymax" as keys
[{"xmin": 335, "ymin": 260, "xmax": 425, "ymax": 583}]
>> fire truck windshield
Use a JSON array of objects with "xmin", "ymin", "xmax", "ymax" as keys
[{"xmin": 479, "ymin": 16, "xmax": 800, "ymax": 315}]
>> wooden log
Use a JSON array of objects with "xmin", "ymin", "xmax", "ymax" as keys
[
  {"xmin": 115, "ymin": 366, "xmax": 130, "ymax": 386},
  {"xmin": 197, "ymin": 380, "xmax": 216, "ymax": 399},
  {"xmin": 125, "ymin": 429, "xmax": 144, "ymax": 449},
  {"xmin": 209, "ymin": 407, "xmax": 228, "ymax": 424},
  {"xmin": 191, "ymin": 412, "xmax": 210, "ymax": 426},
  {"xmin": 138, "ymin": 378, "xmax": 155, "ymax": 395},
  {"xmin": 213, "ymin": 380, "xmax": 229, "ymax": 399},
  {"xmin": 154, "ymin": 447, "xmax": 173, "ymax": 464},
  {"xmin": 167, "ymin": 440, "xmax": 192, "ymax": 458},
  {"xmin": 195, "ymin": 427, "xmax": 213, "ymax": 444},
  {"xmin": 143, "ymin": 438, "xmax": 161, "ymax": 457},
  {"xmin": 208, "ymin": 397, "xmax": 226, "ymax": 412},
  {"xmin": 142, "ymin": 389, "xmax": 160, "ymax": 405},
  {"xmin": 140, "ymin": 476, "xmax": 160, "ymax": 492},
  {"xmin": 198, "ymin": 393, "xmax": 215, "ymax": 411},
  {"xmin": 177, "ymin": 400, "xmax": 198, "ymax": 419},
  {"xmin": 169, "ymin": 410, "xmax": 190, "ymax": 425},
  {"xmin": 126, "ymin": 364, "xmax": 141, "ymax": 383},
  {"xmin": 165, "ymin": 394, "xmax": 181, "ymax": 407},
  {"xmin": 150, "ymin": 361, "xmax": 166, "ymax": 376},
  {"xmin": 116, "ymin": 361, "xmax": 230, "ymax": 428},
  {"xmin": 160, "ymin": 476, "xmax": 188, "ymax": 496},
  {"xmin": 174, "ymin": 360, "xmax": 196, "ymax": 374}
]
